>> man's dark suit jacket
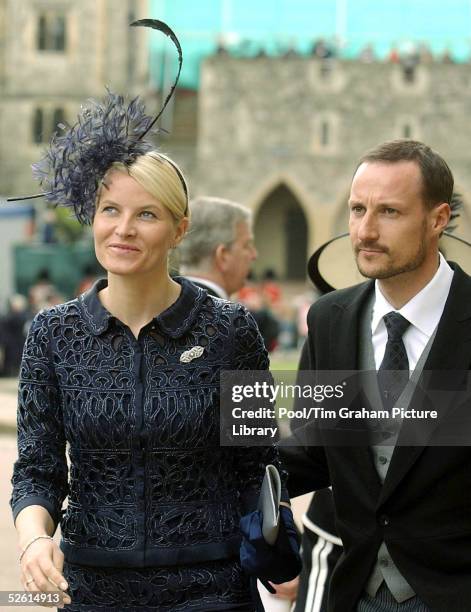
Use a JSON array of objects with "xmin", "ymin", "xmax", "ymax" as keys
[{"xmin": 280, "ymin": 263, "xmax": 471, "ymax": 612}]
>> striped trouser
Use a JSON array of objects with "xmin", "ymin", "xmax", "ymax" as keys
[
  {"xmin": 294, "ymin": 516, "xmax": 342, "ymax": 612},
  {"xmin": 356, "ymin": 583, "xmax": 431, "ymax": 612}
]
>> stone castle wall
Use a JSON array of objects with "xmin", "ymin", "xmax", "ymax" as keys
[
  {"xmin": 0, "ymin": 0, "xmax": 149, "ymax": 195},
  {"xmin": 189, "ymin": 55, "xmax": 471, "ymax": 257}
]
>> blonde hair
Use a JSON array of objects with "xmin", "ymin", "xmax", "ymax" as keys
[{"xmin": 99, "ymin": 151, "xmax": 189, "ymax": 222}]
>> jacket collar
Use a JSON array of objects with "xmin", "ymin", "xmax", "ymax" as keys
[
  {"xmin": 328, "ymin": 280, "xmax": 375, "ymax": 370},
  {"xmin": 79, "ymin": 276, "xmax": 208, "ymax": 338}
]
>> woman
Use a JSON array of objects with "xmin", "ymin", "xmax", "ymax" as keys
[
  {"xmin": 10, "ymin": 22, "xmax": 295, "ymax": 609},
  {"xmin": 11, "ymin": 143, "xmax": 286, "ymax": 610}
]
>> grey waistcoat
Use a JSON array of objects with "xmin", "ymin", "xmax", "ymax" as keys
[{"xmin": 359, "ymin": 295, "xmax": 436, "ymax": 603}]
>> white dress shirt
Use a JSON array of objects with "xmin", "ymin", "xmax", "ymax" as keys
[
  {"xmin": 185, "ymin": 276, "xmax": 228, "ymax": 299},
  {"xmin": 371, "ymin": 253, "xmax": 454, "ymax": 370}
]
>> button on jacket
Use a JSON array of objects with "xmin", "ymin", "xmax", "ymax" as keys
[{"xmin": 11, "ymin": 278, "xmax": 282, "ymax": 567}]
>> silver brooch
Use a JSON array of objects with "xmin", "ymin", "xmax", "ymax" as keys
[{"xmin": 179, "ymin": 345, "xmax": 204, "ymax": 363}]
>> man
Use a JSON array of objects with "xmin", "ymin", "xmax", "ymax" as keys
[
  {"xmin": 178, "ymin": 196, "xmax": 257, "ymax": 298},
  {"xmin": 280, "ymin": 139, "xmax": 471, "ymax": 611}
]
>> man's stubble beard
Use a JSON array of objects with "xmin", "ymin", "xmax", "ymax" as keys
[{"xmin": 355, "ymin": 221, "xmax": 428, "ymax": 280}]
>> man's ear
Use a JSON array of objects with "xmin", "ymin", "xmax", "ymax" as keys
[
  {"xmin": 214, "ymin": 243, "xmax": 230, "ymax": 272},
  {"xmin": 432, "ymin": 202, "xmax": 451, "ymax": 236}
]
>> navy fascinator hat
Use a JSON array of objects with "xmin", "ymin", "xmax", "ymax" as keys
[{"xmin": 7, "ymin": 19, "xmax": 185, "ymax": 225}]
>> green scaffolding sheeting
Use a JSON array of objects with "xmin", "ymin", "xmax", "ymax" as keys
[{"xmin": 149, "ymin": 0, "xmax": 471, "ymax": 88}]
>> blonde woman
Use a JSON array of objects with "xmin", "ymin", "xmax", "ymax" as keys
[{"xmin": 11, "ymin": 90, "xmax": 284, "ymax": 611}]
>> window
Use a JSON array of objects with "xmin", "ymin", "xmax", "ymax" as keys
[
  {"xmin": 311, "ymin": 113, "xmax": 338, "ymax": 154},
  {"xmin": 33, "ymin": 108, "xmax": 44, "ymax": 144},
  {"xmin": 395, "ymin": 115, "xmax": 420, "ymax": 141},
  {"xmin": 37, "ymin": 15, "xmax": 47, "ymax": 50},
  {"xmin": 391, "ymin": 65, "xmax": 429, "ymax": 94},
  {"xmin": 402, "ymin": 64, "xmax": 416, "ymax": 83},
  {"xmin": 52, "ymin": 108, "xmax": 66, "ymax": 134},
  {"xmin": 321, "ymin": 120, "xmax": 330, "ymax": 146},
  {"xmin": 37, "ymin": 13, "xmax": 67, "ymax": 51},
  {"xmin": 32, "ymin": 107, "xmax": 66, "ymax": 143},
  {"xmin": 320, "ymin": 60, "xmax": 333, "ymax": 79}
]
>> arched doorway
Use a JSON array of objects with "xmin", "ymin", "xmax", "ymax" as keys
[{"xmin": 254, "ymin": 184, "xmax": 308, "ymax": 280}]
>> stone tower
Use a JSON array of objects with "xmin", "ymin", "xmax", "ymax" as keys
[{"xmin": 190, "ymin": 55, "xmax": 471, "ymax": 279}]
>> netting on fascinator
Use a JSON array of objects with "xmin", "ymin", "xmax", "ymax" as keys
[{"xmin": 7, "ymin": 19, "xmax": 184, "ymax": 224}]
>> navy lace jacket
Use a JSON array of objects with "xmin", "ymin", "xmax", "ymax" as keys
[{"xmin": 11, "ymin": 278, "xmax": 284, "ymax": 568}]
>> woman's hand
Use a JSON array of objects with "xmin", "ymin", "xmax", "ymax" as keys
[
  {"xmin": 20, "ymin": 538, "xmax": 71, "ymax": 608},
  {"xmin": 269, "ymin": 576, "xmax": 299, "ymax": 601}
]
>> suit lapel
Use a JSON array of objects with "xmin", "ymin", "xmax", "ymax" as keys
[
  {"xmin": 330, "ymin": 281, "xmax": 374, "ymax": 370},
  {"xmin": 330, "ymin": 281, "xmax": 382, "ymax": 492},
  {"xmin": 379, "ymin": 264, "xmax": 471, "ymax": 505}
]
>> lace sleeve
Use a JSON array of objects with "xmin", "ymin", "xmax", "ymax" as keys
[
  {"xmin": 231, "ymin": 304, "xmax": 288, "ymax": 512},
  {"xmin": 10, "ymin": 310, "xmax": 68, "ymax": 528}
]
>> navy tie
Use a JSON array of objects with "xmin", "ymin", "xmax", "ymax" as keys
[{"xmin": 379, "ymin": 312, "xmax": 411, "ymax": 413}]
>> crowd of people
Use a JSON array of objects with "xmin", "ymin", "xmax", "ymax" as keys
[
  {"xmin": 0, "ymin": 268, "xmax": 97, "ymax": 377},
  {"xmin": 215, "ymin": 36, "xmax": 460, "ymax": 65}
]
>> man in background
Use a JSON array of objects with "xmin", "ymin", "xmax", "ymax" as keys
[{"xmin": 178, "ymin": 196, "xmax": 257, "ymax": 298}]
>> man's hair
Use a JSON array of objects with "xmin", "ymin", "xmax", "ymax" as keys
[
  {"xmin": 178, "ymin": 196, "xmax": 251, "ymax": 270},
  {"xmin": 356, "ymin": 139, "xmax": 454, "ymax": 209}
]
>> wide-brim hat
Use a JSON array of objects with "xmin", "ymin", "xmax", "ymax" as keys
[{"xmin": 308, "ymin": 232, "xmax": 471, "ymax": 294}]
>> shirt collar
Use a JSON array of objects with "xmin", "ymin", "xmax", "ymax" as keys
[
  {"xmin": 184, "ymin": 276, "xmax": 228, "ymax": 299},
  {"xmin": 372, "ymin": 253, "xmax": 454, "ymax": 337},
  {"xmin": 79, "ymin": 276, "xmax": 208, "ymax": 338}
]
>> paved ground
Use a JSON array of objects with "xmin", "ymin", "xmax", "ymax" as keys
[
  {"xmin": 0, "ymin": 380, "xmax": 60, "ymax": 610},
  {"xmin": 0, "ymin": 378, "xmax": 18, "ymax": 433},
  {"xmin": 0, "ymin": 435, "xmax": 42, "ymax": 611}
]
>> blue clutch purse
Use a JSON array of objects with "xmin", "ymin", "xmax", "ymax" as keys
[{"xmin": 240, "ymin": 465, "xmax": 302, "ymax": 609}]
